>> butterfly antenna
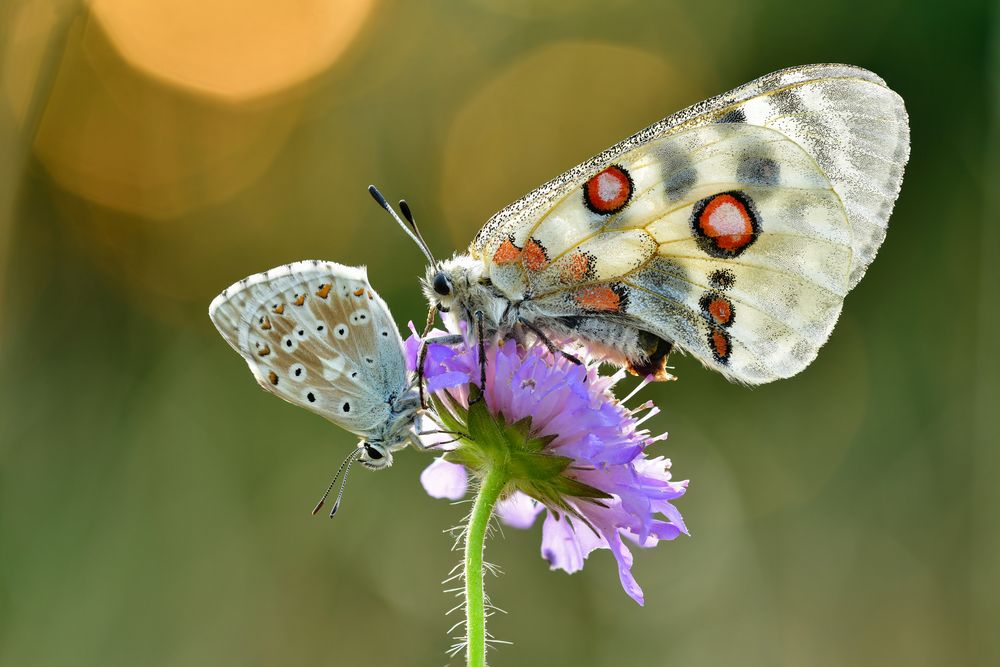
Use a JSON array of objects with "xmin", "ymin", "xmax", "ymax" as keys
[
  {"xmin": 368, "ymin": 185, "xmax": 438, "ymax": 269},
  {"xmin": 398, "ymin": 199, "xmax": 439, "ymax": 270},
  {"xmin": 328, "ymin": 454, "xmax": 358, "ymax": 518},
  {"xmin": 311, "ymin": 447, "xmax": 363, "ymax": 516}
]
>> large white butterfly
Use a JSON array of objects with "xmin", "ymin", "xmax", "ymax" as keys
[
  {"xmin": 382, "ymin": 63, "xmax": 910, "ymax": 386},
  {"xmin": 209, "ymin": 261, "xmax": 423, "ymax": 513}
]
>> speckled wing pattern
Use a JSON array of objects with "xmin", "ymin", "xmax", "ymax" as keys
[
  {"xmin": 472, "ymin": 64, "xmax": 910, "ymax": 384},
  {"xmin": 209, "ymin": 261, "xmax": 409, "ymax": 437}
]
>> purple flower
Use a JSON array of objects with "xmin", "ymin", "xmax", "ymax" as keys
[{"xmin": 408, "ymin": 326, "xmax": 688, "ymax": 606}]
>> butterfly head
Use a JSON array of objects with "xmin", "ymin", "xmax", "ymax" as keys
[
  {"xmin": 358, "ymin": 440, "xmax": 392, "ymax": 470},
  {"xmin": 421, "ymin": 255, "xmax": 500, "ymax": 324}
]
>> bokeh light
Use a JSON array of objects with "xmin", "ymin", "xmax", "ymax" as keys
[{"xmin": 0, "ymin": 0, "xmax": 995, "ymax": 665}]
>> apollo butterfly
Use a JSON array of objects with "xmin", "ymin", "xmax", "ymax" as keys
[{"xmin": 375, "ymin": 64, "xmax": 910, "ymax": 386}]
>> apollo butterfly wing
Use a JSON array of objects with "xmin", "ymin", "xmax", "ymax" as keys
[
  {"xmin": 209, "ymin": 261, "xmax": 410, "ymax": 436},
  {"xmin": 469, "ymin": 64, "xmax": 909, "ymax": 384}
]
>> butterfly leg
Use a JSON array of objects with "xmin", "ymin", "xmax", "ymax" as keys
[
  {"xmin": 517, "ymin": 318, "xmax": 582, "ymax": 366},
  {"xmin": 469, "ymin": 310, "xmax": 487, "ymax": 403},
  {"xmin": 416, "ymin": 333, "xmax": 465, "ymax": 408},
  {"xmin": 415, "ymin": 306, "xmax": 439, "ymax": 408}
]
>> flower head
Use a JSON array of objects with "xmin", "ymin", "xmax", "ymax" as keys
[{"xmin": 407, "ymin": 326, "xmax": 688, "ymax": 605}]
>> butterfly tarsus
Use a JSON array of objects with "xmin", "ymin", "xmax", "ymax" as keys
[{"xmin": 416, "ymin": 333, "xmax": 465, "ymax": 409}]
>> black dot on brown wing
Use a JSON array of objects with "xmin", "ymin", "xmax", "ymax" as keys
[
  {"xmin": 307, "ymin": 391, "xmax": 316, "ymax": 403},
  {"xmin": 583, "ymin": 165, "xmax": 633, "ymax": 214},
  {"xmin": 737, "ymin": 155, "xmax": 780, "ymax": 186},
  {"xmin": 709, "ymin": 269, "xmax": 736, "ymax": 290},
  {"xmin": 717, "ymin": 108, "xmax": 746, "ymax": 123},
  {"xmin": 342, "ymin": 401, "xmax": 351, "ymax": 413}
]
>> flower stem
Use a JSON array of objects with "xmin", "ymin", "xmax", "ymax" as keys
[{"xmin": 465, "ymin": 463, "xmax": 506, "ymax": 667}]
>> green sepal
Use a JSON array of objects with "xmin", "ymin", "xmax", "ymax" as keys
[{"xmin": 428, "ymin": 384, "xmax": 612, "ymax": 505}]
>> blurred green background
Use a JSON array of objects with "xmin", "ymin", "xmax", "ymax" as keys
[{"xmin": 1, "ymin": 0, "xmax": 996, "ymax": 665}]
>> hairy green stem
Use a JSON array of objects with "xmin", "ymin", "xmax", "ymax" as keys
[{"xmin": 465, "ymin": 464, "xmax": 507, "ymax": 667}]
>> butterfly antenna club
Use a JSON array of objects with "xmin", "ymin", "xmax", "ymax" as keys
[
  {"xmin": 368, "ymin": 185, "xmax": 438, "ymax": 268},
  {"xmin": 399, "ymin": 199, "xmax": 439, "ymax": 269}
]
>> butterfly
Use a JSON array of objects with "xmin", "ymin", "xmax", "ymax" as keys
[
  {"xmin": 375, "ymin": 63, "xmax": 910, "ymax": 387},
  {"xmin": 208, "ymin": 261, "xmax": 425, "ymax": 515}
]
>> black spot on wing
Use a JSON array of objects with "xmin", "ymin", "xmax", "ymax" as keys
[
  {"xmin": 737, "ymin": 155, "xmax": 780, "ymax": 186},
  {"xmin": 717, "ymin": 108, "xmax": 746, "ymax": 123}
]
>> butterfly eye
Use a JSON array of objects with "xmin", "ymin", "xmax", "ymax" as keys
[
  {"xmin": 432, "ymin": 272, "xmax": 451, "ymax": 296},
  {"xmin": 363, "ymin": 443, "xmax": 384, "ymax": 460}
]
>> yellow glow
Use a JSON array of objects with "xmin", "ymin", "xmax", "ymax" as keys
[
  {"xmin": 33, "ymin": 15, "xmax": 302, "ymax": 218},
  {"xmin": 88, "ymin": 0, "xmax": 377, "ymax": 101}
]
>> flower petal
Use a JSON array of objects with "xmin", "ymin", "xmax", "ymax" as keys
[
  {"xmin": 496, "ymin": 491, "xmax": 544, "ymax": 529},
  {"xmin": 420, "ymin": 457, "xmax": 468, "ymax": 500},
  {"xmin": 540, "ymin": 512, "xmax": 604, "ymax": 574}
]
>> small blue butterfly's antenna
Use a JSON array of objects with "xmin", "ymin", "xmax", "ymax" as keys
[
  {"xmin": 311, "ymin": 447, "xmax": 363, "ymax": 517},
  {"xmin": 368, "ymin": 185, "xmax": 439, "ymax": 269}
]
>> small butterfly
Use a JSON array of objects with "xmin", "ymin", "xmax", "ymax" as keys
[
  {"xmin": 209, "ymin": 261, "xmax": 425, "ymax": 515},
  {"xmin": 375, "ymin": 63, "xmax": 910, "ymax": 387}
]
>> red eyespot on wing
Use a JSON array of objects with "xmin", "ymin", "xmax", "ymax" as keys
[
  {"xmin": 583, "ymin": 165, "xmax": 633, "ymax": 215},
  {"xmin": 699, "ymin": 291, "xmax": 735, "ymax": 328},
  {"xmin": 692, "ymin": 192, "xmax": 760, "ymax": 257},
  {"xmin": 709, "ymin": 327, "xmax": 731, "ymax": 363},
  {"xmin": 708, "ymin": 298, "xmax": 732, "ymax": 325},
  {"xmin": 575, "ymin": 285, "xmax": 625, "ymax": 312},
  {"xmin": 522, "ymin": 238, "xmax": 549, "ymax": 272},
  {"xmin": 492, "ymin": 238, "xmax": 521, "ymax": 265}
]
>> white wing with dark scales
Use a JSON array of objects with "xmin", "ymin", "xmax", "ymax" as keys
[{"xmin": 469, "ymin": 64, "xmax": 909, "ymax": 384}]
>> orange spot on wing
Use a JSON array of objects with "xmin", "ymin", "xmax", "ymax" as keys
[
  {"xmin": 260, "ymin": 317, "xmax": 272, "ymax": 330},
  {"xmin": 272, "ymin": 304, "xmax": 285, "ymax": 314},
  {"xmin": 367, "ymin": 290, "xmax": 374, "ymax": 300},
  {"xmin": 492, "ymin": 239, "xmax": 521, "ymax": 265},
  {"xmin": 316, "ymin": 284, "xmax": 332, "ymax": 299},
  {"xmin": 258, "ymin": 344, "xmax": 271, "ymax": 357},
  {"xmin": 267, "ymin": 371, "xmax": 278, "ymax": 385},
  {"xmin": 522, "ymin": 239, "xmax": 548, "ymax": 271},
  {"xmin": 561, "ymin": 253, "xmax": 590, "ymax": 282},
  {"xmin": 576, "ymin": 286, "xmax": 621, "ymax": 312},
  {"xmin": 708, "ymin": 298, "xmax": 732, "ymax": 325},
  {"xmin": 353, "ymin": 288, "xmax": 365, "ymax": 297},
  {"xmin": 293, "ymin": 294, "xmax": 306, "ymax": 306},
  {"xmin": 711, "ymin": 328, "xmax": 729, "ymax": 359}
]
